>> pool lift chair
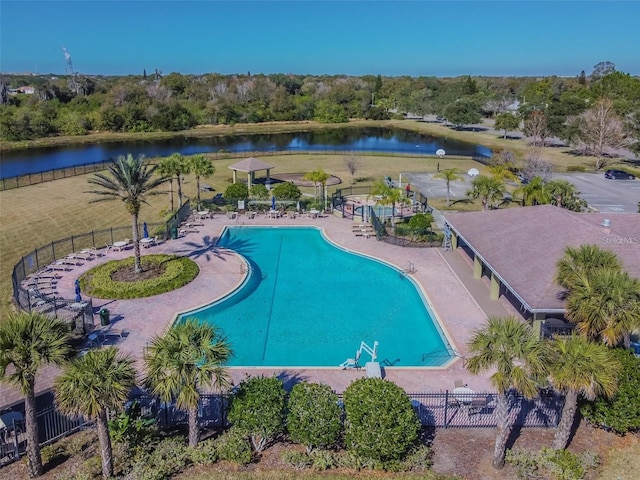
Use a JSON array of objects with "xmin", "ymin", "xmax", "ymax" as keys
[{"xmin": 341, "ymin": 341, "xmax": 381, "ymax": 378}]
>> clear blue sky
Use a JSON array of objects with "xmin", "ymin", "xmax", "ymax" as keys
[{"xmin": 1, "ymin": 0, "xmax": 639, "ymax": 77}]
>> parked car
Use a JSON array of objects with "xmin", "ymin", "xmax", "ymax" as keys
[{"xmin": 604, "ymin": 169, "xmax": 635, "ymax": 180}]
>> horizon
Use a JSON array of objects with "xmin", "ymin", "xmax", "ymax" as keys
[{"xmin": 1, "ymin": 1, "xmax": 639, "ymax": 77}]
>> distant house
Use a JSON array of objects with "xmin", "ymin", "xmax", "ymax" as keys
[{"xmin": 17, "ymin": 86, "xmax": 35, "ymax": 94}]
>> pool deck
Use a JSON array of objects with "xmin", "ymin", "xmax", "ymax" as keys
[{"xmin": 1, "ymin": 210, "xmax": 519, "ymax": 408}]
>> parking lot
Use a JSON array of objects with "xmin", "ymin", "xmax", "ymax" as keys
[
  {"xmin": 403, "ymin": 171, "xmax": 640, "ymax": 214},
  {"xmin": 552, "ymin": 173, "xmax": 640, "ymax": 213}
]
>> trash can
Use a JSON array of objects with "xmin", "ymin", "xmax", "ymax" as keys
[
  {"xmin": 99, "ymin": 308, "xmax": 110, "ymax": 326},
  {"xmin": 171, "ymin": 227, "xmax": 178, "ymax": 240}
]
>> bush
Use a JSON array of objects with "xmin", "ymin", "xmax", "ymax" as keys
[
  {"xmin": 272, "ymin": 181, "xmax": 301, "ymax": 200},
  {"xmin": 227, "ymin": 376, "xmax": 287, "ymax": 452},
  {"xmin": 80, "ymin": 254, "xmax": 199, "ymax": 299},
  {"xmin": 188, "ymin": 438, "xmax": 218, "ymax": 465},
  {"xmin": 343, "ymin": 378, "xmax": 420, "ymax": 462},
  {"xmin": 506, "ymin": 447, "xmax": 598, "ymax": 480},
  {"xmin": 215, "ymin": 427, "xmax": 253, "ymax": 465},
  {"xmin": 281, "ymin": 449, "xmax": 313, "ymax": 469},
  {"xmin": 287, "ymin": 382, "xmax": 342, "ymax": 452},
  {"xmin": 580, "ymin": 348, "xmax": 640, "ymax": 434},
  {"xmin": 310, "ymin": 449, "xmax": 336, "ymax": 470},
  {"xmin": 400, "ymin": 444, "xmax": 434, "ymax": 472},
  {"xmin": 224, "ymin": 182, "xmax": 249, "ymax": 202},
  {"xmin": 129, "ymin": 436, "xmax": 191, "ymax": 480}
]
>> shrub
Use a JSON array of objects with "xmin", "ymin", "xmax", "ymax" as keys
[
  {"xmin": 287, "ymin": 382, "xmax": 342, "ymax": 452},
  {"xmin": 80, "ymin": 254, "xmax": 199, "ymax": 299},
  {"xmin": 108, "ymin": 400, "xmax": 155, "ymax": 450},
  {"xmin": 129, "ymin": 436, "xmax": 191, "ymax": 480},
  {"xmin": 227, "ymin": 376, "xmax": 287, "ymax": 452},
  {"xmin": 400, "ymin": 444, "xmax": 434, "ymax": 472},
  {"xmin": 310, "ymin": 449, "xmax": 336, "ymax": 470},
  {"xmin": 188, "ymin": 438, "xmax": 218, "ymax": 465},
  {"xmin": 343, "ymin": 378, "xmax": 420, "ymax": 462},
  {"xmin": 580, "ymin": 348, "xmax": 640, "ymax": 434},
  {"xmin": 272, "ymin": 181, "xmax": 301, "ymax": 200},
  {"xmin": 250, "ymin": 184, "xmax": 269, "ymax": 200},
  {"xmin": 280, "ymin": 449, "xmax": 312, "ymax": 469},
  {"xmin": 224, "ymin": 182, "xmax": 249, "ymax": 202},
  {"xmin": 215, "ymin": 427, "xmax": 253, "ymax": 465},
  {"xmin": 506, "ymin": 447, "xmax": 598, "ymax": 480}
]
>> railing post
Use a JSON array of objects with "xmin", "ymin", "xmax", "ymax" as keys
[{"xmin": 444, "ymin": 390, "xmax": 449, "ymax": 428}]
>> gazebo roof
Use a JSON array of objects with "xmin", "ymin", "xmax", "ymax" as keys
[{"xmin": 228, "ymin": 157, "xmax": 274, "ymax": 173}]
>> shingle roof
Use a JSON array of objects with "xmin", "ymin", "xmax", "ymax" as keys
[
  {"xmin": 228, "ymin": 157, "xmax": 274, "ymax": 172},
  {"xmin": 443, "ymin": 205, "xmax": 640, "ymax": 312}
]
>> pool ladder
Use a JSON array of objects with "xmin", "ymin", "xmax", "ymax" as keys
[{"xmin": 400, "ymin": 261, "xmax": 416, "ymax": 278}]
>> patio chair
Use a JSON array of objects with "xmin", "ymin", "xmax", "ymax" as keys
[{"xmin": 340, "ymin": 351, "xmax": 361, "ymax": 370}]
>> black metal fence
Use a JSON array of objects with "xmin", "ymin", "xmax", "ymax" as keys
[
  {"xmin": 1, "ymin": 149, "xmax": 488, "ymax": 191},
  {"xmin": 0, "ymin": 389, "xmax": 562, "ymax": 467}
]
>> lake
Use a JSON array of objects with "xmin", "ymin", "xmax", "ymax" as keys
[{"xmin": 0, "ymin": 127, "xmax": 492, "ymax": 179}]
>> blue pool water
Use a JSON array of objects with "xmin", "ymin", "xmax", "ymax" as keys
[{"xmin": 179, "ymin": 227, "xmax": 453, "ymax": 367}]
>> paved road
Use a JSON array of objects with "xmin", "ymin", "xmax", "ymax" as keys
[{"xmin": 552, "ymin": 172, "xmax": 640, "ymax": 213}]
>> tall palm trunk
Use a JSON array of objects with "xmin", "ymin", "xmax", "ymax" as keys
[
  {"xmin": 553, "ymin": 389, "xmax": 578, "ymax": 450},
  {"xmin": 25, "ymin": 376, "xmax": 43, "ymax": 478},
  {"xmin": 493, "ymin": 392, "xmax": 510, "ymax": 469},
  {"xmin": 446, "ymin": 180, "xmax": 451, "ymax": 206},
  {"xmin": 177, "ymin": 176, "xmax": 184, "ymax": 208},
  {"xmin": 188, "ymin": 406, "xmax": 200, "ymax": 447},
  {"xmin": 96, "ymin": 409, "xmax": 114, "ymax": 479},
  {"xmin": 132, "ymin": 212, "xmax": 141, "ymax": 274},
  {"xmin": 168, "ymin": 178, "xmax": 175, "ymax": 212},
  {"xmin": 195, "ymin": 175, "xmax": 201, "ymax": 210}
]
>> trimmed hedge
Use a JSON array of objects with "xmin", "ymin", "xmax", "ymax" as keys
[{"xmin": 80, "ymin": 254, "xmax": 199, "ymax": 299}]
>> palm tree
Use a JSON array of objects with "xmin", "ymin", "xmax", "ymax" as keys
[
  {"xmin": 144, "ymin": 319, "xmax": 232, "ymax": 447},
  {"xmin": 566, "ymin": 269, "xmax": 640, "ymax": 348},
  {"xmin": 189, "ymin": 154, "xmax": 215, "ymax": 210},
  {"xmin": 304, "ymin": 169, "xmax": 330, "ymax": 207},
  {"xmin": 488, "ymin": 164, "xmax": 517, "ymax": 183},
  {"xmin": 157, "ymin": 155, "xmax": 180, "ymax": 212},
  {"xmin": 466, "ymin": 317, "xmax": 549, "ymax": 469},
  {"xmin": 434, "ymin": 168, "xmax": 463, "ymax": 206},
  {"xmin": 548, "ymin": 335, "xmax": 620, "ymax": 450},
  {"xmin": 370, "ymin": 180, "xmax": 406, "ymax": 223},
  {"xmin": 0, "ymin": 312, "xmax": 71, "ymax": 478},
  {"xmin": 515, "ymin": 176, "xmax": 551, "ymax": 206},
  {"xmin": 466, "ymin": 175, "xmax": 506, "ymax": 211},
  {"xmin": 87, "ymin": 154, "xmax": 168, "ymax": 274},
  {"xmin": 169, "ymin": 153, "xmax": 191, "ymax": 209},
  {"xmin": 54, "ymin": 348, "xmax": 136, "ymax": 479},
  {"xmin": 545, "ymin": 179, "xmax": 586, "ymax": 212},
  {"xmin": 555, "ymin": 244, "xmax": 622, "ymax": 293}
]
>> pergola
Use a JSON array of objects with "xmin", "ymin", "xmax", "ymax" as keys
[{"xmin": 228, "ymin": 157, "xmax": 274, "ymax": 188}]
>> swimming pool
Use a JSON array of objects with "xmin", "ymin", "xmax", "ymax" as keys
[{"xmin": 179, "ymin": 226, "xmax": 454, "ymax": 367}]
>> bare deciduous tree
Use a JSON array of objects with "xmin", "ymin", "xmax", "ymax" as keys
[
  {"xmin": 343, "ymin": 152, "xmax": 362, "ymax": 184},
  {"xmin": 522, "ymin": 148, "xmax": 552, "ymax": 182},
  {"xmin": 570, "ymin": 97, "xmax": 630, "ymax": 170},
  {"xmin": 523, "ymin": 111, "xmax": 550, "ymax": 147}
]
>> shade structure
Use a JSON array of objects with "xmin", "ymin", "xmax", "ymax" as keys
[
  {"xmin": 74, "ymin": 279, "xmax": 81, "ymax": 302},
  {"xmin": 271, "ymin": 196, "xmax": 276, "ymax": 210},
  {"xmin": 143, "ymin": 222, "xmax": 149, "ymax": 238}
]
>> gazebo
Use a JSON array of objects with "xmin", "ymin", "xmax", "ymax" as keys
[{"xmin": 228, "ymin": 157, "xmax": 274, "ymax": 187}]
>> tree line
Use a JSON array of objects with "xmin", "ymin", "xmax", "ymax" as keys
[{"xmin": 1, "ymin": 62, "xmax": 639, "ymax": 162}]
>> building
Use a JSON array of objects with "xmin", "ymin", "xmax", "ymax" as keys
[{"xmin": 443, "ymin": 205, "xmax": 640, "ymax": 322}]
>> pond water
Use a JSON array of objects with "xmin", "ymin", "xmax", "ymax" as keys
[{"xmin": 0, "ymin": 127, "xmax": 492, "ymax": 179}]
